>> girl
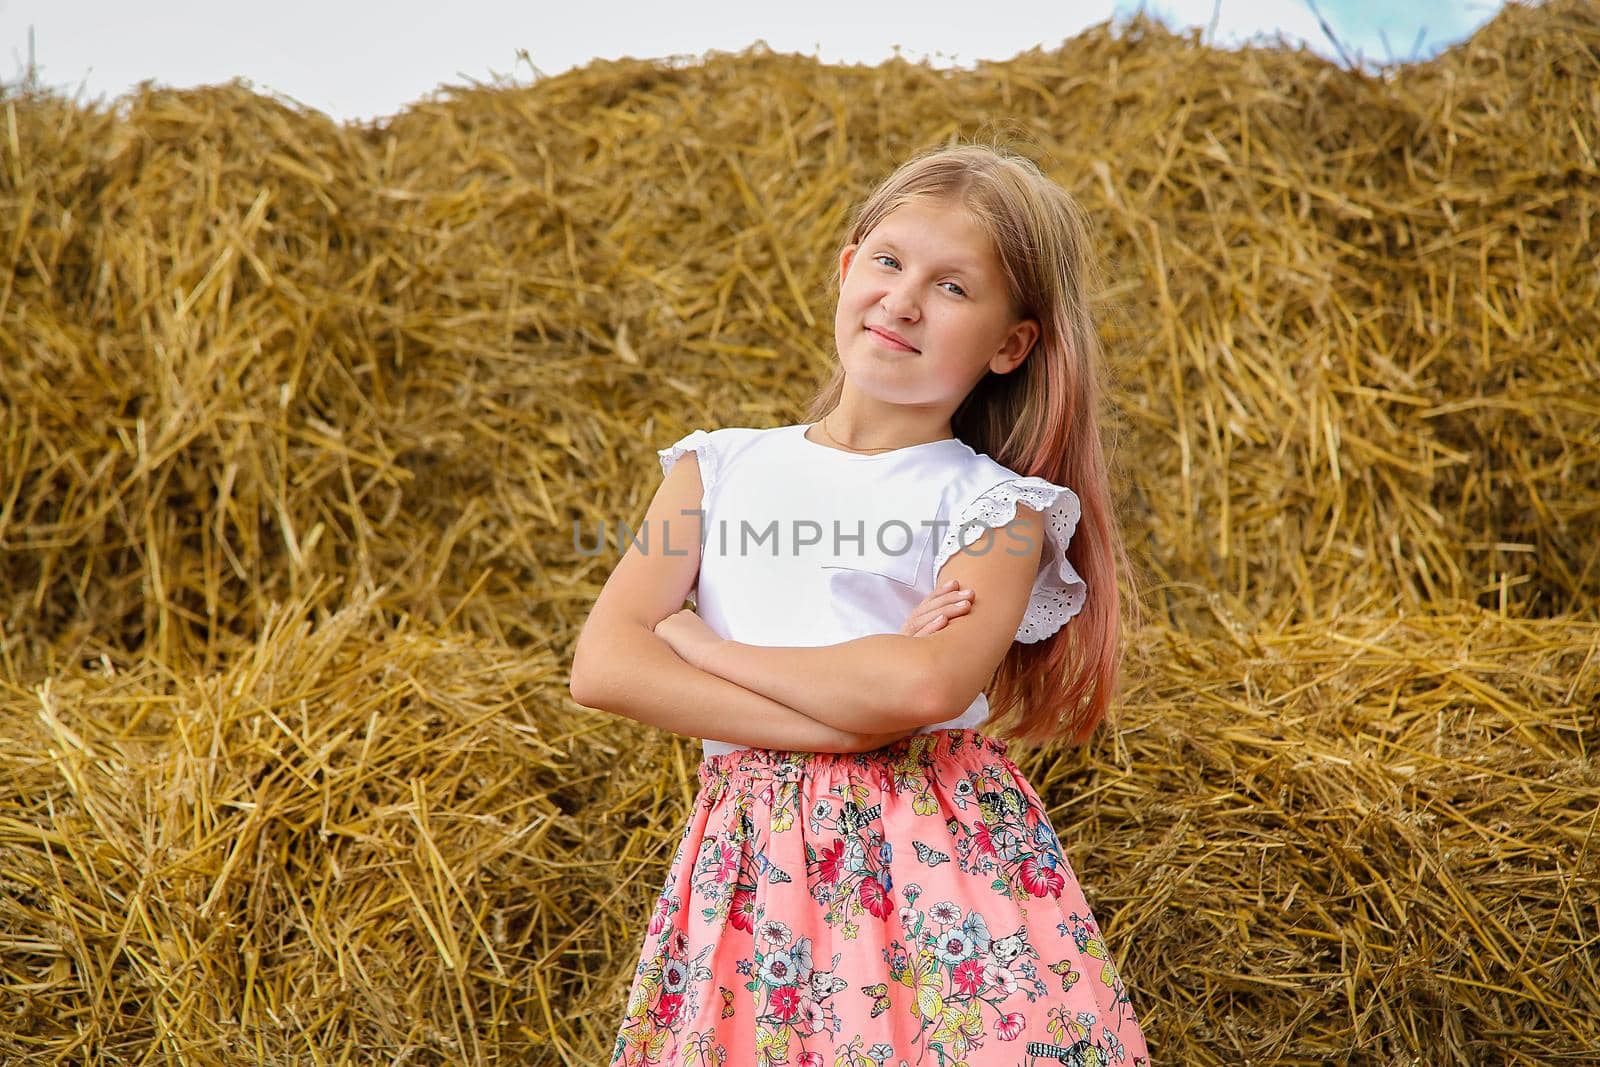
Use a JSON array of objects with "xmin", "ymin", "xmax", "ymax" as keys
[{"xmin": 571, "ymin": 142, "xmax": 1151, "ymax": 1066}]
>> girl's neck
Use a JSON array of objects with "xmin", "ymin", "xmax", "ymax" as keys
[{"xmin": 817, "ymin": 410, "xmax": 954, "ymax": 454}]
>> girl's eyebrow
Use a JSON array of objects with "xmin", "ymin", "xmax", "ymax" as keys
[{"xmin": 874, "ymin": 238, "xmax": 982, "ymax": 276}]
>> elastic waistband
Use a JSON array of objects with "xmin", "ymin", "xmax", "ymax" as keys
[{"xmin": 696, "ymin": 728, "xmax": 1009, "ymax": 788}]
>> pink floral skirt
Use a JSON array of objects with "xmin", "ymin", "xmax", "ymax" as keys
[{"xmin": 608, "ymin": 729, "xmax": 1152, "ymax": 1066}]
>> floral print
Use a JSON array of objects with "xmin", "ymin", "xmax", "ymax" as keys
[{"xmin": 610, "ymin": 729, "xmax": 1151, "ymax": 1066}]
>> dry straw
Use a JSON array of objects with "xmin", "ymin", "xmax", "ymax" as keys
[{"xmin": 2, "ymin": 1, "xmax": 1597, "ymax": 1062}]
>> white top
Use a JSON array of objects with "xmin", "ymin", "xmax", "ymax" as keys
[{"xmin": 656, "ymin": 422, "xmax": 1089, "ymax": 757}]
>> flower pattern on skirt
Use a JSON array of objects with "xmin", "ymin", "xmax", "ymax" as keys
[{"xmin": 609, "ymin": 728, "xmax": 1151, "ymax": 1066}]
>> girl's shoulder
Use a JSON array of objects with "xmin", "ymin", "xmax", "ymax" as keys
[
  {"xmin": 938, "ymin": 449, "xmax": 1049, "ymax": 517},
  {"xmin": 947, "ymin": 448, "xmax": 1022, "ymax": 489},
  {"xmin": 655, "ymin": 423, "xmax": 785, "ymax": 486}
]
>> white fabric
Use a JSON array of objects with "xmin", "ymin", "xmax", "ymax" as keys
[{"xmin": 654, "ymin": 423, "xmax": 1088, "ymax": 757}]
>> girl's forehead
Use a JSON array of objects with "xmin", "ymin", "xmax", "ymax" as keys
[
  {"xmin": 867, "ymin": 202, "xmax": 999, "ymax": 268},
  {"xmin": 876, "ymin": 199, "xmax": 980, "ymax": 234}
]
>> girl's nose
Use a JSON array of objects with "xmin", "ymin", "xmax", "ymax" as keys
[{"xmin": 880, "ymin": 283, "xmax": 920, "ymax": 320}]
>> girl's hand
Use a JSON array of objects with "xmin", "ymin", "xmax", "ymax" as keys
[
  {"xmin": 900, "ymin": 579, "xmax": 975, "ymax": 637},
  {"xmin": 654, "ymin": 607, "xmax": 724, "ymax": 671}
]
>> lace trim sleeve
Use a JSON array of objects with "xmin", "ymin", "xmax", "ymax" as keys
[
  {"xmin": 932, "ymin": 477, "xmax": 1088, "ymax": 644},
  {"xmin": 657, "ymin": 430, "xmax": 717, "ymax": 490}
]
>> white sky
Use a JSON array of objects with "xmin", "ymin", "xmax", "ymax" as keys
[{"xmin": 3, "ymin": 1, "xmax": 1502, "ymax": 125}]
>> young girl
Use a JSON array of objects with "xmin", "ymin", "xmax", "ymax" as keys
[{"xmin": 571, "ymin": 143, "xmax": 1152, "ymax": 1066}]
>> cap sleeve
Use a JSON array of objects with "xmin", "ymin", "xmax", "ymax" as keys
[
  {"xmin": 932, "ymin": 476, "xmax": 1088, "ymax": 644},
  {"xmin": 657, "ymin": 429, "xmax": 718, "ymax": 491}
]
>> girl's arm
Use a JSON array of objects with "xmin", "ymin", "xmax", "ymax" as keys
[
  {"xmin": 696, "ymin": 632, "xmax": 939, "ymax": 734},
  {"xmin": 571, "ymin": 618, "xmax": 912, "ymax": 752}
]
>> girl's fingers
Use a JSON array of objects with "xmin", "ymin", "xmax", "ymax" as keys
[
  {"xmin": 901, "ymin": 582, "xmax": 975, "ymax": 637},
  {"xmin": 919, "ymin": 591, "xmax": 974, "ymax": 617}
]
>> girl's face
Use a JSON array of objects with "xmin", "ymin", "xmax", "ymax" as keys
[{"xmin": 833, "ymin": 198, "xmax": 1037, "ymax": 410}]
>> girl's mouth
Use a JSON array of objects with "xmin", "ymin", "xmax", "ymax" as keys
[{"xmin": 868, "ymin": 327, "xmax": 918, "ymax": 353}]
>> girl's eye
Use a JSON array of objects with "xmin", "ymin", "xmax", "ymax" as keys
[{"xmin": 873, "ymin": 254, "xmax": 966, "ymax": 297}]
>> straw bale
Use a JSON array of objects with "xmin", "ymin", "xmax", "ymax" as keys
[
  {"xmin": 3, "ymin": 4, "xmax": 1597, "ymax": 673},
  {"xmin": 3, "ymin": 602, "xmax": 1594, "ymax": 1062},
  {"xmin": 1, "ymin": 0, "xmax": 1597, "ymax": 1061},
  {"xmin": 2, "ymin": 591, "xmax": 582, "ymax": 1060}
]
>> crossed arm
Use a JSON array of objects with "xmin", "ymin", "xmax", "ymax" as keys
[
  {"xmin": 655, "ymin": 555, "xmax": 1033, "ymax": 735},
  {"xmin": 568, "ymin": 451, "xmax": 1043, "ymax": 747},
  {"xmin": 570, "ymin": 614, "xmax": 917, "ymax": 752}
]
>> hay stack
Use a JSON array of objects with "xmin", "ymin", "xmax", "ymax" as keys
[{"xmin": 2, "ymin": 0, "xmax": 1596, "ymax": 1062}]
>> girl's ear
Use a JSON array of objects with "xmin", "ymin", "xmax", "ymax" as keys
[
  {"xmin": 839, "ymin": 242, "xmax": 859, "ymax": 282},
  {"xmin": 992, "ymin": 318, "xmax": 1040, "ymax": 374}
]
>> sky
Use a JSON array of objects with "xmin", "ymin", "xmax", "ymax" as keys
[{"xmin": 3, "ymin": 1, "xmax": 1505, "ymax": 125}]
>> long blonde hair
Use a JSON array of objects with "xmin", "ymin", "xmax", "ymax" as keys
[{"xmin": 805, "ymin": 141, "xmax": 1141, "ymax": 747}]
